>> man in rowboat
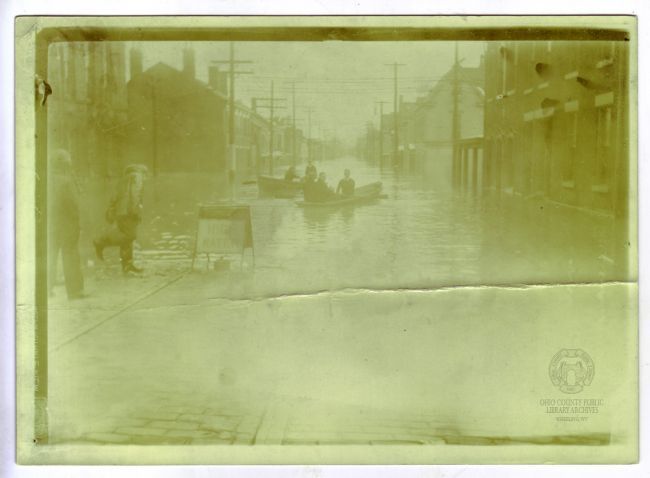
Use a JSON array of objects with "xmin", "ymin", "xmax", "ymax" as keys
[
  {"xmin": 284, "ymin": 165, "xmax": 299, "ymax": 182},
  {"xmin": 305, "ymin": 173, "xmax": 337, "ymax": 202},
  {"xmin": 336, "ymin": 169, "xmax": 356, "ymax": 197},
  {"xmin": 304, "ymin": 160, "xmax": 317, "ymax": 178},
  {"xmin": 302, "ymin": 169, "xmax": 317, "ymax": 201}
]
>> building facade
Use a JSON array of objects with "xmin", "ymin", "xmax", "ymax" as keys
[
  {"xmin": 482, "ymin": 40, "xmax": 630, "ymax": 217},
  {"xmin": 127, "ymin": 51, "xmax": 228, "ymax": 175},
  {"xmin": 374, "ymin": 61, "xmax": 484, "ymax": 188},
  {"xmin": 47, "ymin": 42, "xmax": 129, "ymax": 177}
]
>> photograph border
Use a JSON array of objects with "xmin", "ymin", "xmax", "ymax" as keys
[{"xmin": 5, "ymin": 8, "xmax": 645, "ymax": 475}]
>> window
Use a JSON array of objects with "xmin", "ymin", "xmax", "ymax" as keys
[
  {"xmin": 501, "ymin": 42, "xmax": 507, "ymax": 95},
  {"xmin": 596, "ymin": 106, "xmax": 613, "ymax": 182},
  {"xmin": 568, "ymin": 42, "xmax": 581, "ymax": 73},
  {"xmin": 523, "ymin": 122, "xmax": 533, "ymax": 193},
  {"xmin": 506, "ymin": 44, "xmax": 516, "ymax": 93},
  {"xmin": 595, "ymin": 41, "xmax": 616, "ymax": 67},
  {"xmin": 598, "ymin": 106, "xmax": 612, "ymax": 148},
  {"xmin": 563, "ymin": 112, "xmax": 578, "ymax": 183},
  {"xmin": 569, "ymin": 111, "xmax": 578, "ymax": 149},
  {"xmin": 504, "ymin": 136, "xmax": 514, "ymax": 191}
]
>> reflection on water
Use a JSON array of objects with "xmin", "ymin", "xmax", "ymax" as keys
[{"xmin": 203, "ymin": 155, "xmax": 626, "ymax": 291}]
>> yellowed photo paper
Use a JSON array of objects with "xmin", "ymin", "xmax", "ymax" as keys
[{"xmin": 15, "ymin": 16, "xmax": 638, "ymax": 464}]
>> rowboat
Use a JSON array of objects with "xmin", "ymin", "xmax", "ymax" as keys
[
  {"xmin": 257, "ymin": 175, "xmax": 304, "ymax": 198},
  {"xmin": 296, "ymin": 181, "xmax": 383, "ymax": 208}
]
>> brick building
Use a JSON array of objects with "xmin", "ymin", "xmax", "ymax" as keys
[
  {"xmin": 482, "ymin": 40, "xmax": 630, "ymax": 217},
  {"xmin": 127, "ymin": 49, "xmax": 228, "ymax": 174}
]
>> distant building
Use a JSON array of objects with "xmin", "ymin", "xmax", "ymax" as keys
[
  {"xmin": 482, "ymin": 41, "xmax": 630, "ymax": 217},
  {"xmin": 283, "ymin": 124, "xmax": 307, "ymax": 164},
  {"xmin": 232, "ymin": 99, "xmax": 271, "ymax": 177},
  {"xmin": 47, "ymin": 42, "xmax": 129, "ymax": 176},
  {"xmin": 377, "ymin": 61, "xmax": 484, "ymax": 186},
  {"xmin": 127, "ymin": 49, "xmax": 227, "ymax": 174},
  {"xmin": 412, "ymin": 62, "xmax": 485, "ymax": 185}
]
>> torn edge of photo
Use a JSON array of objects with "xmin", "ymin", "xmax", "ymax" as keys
[{"xmin": 15, "ymin": 15, "xmax": 638, "ymax": 465}]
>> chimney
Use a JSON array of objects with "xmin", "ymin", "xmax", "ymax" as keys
[
  {"xmin": 183, "ymin": 48, "xmax": 195, "ymax": 79},
  {"xmin": 129, "ymin": 47, "xmax": 143, "ymax": 80}
]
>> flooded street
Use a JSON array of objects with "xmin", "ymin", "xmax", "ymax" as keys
[
  {"xmin": 65, "ymin": 154, "xmax": 622, "ymax": 300},
  {"xmin": 146, "ymin": 154, "xmax": 627, "ymax": 295},
  {"xmin": 247, "ymin": 157, "xmax": 487, "ymax": 292}
]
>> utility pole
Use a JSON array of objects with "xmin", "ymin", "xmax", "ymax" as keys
[
  {"xmin": 252, "ymin": 80, "xmax": 287, "ymax": 175},
  {"xmin": 305, "ymin": 107, "xmax": 314, "ymax": 162},
  {"xmin": 317, "ymin": 124, "xmax": 324, "ymax": 161},
  {"xmin": 211, "ymin": 42, "xmax": 253, "ymax": 182},
  {"xmin": 270, "ymin": 81, "xmax": 275, "ymax": 175},
  {"xmin": 151, "ymin": 78, "xmax": 158, "ymax": 178},
  {"xmin": 385, "ymin": 62, "xmax": 405, "ymax": 168},
  {"xmin": 375, "ymin": 100, "xmax": 388, "ymax": 167},
  {"xmin": 321, "ymin": 128, "xmax": 333, "ymax": 160},
  {"xmin": 292, "ymin": 82, "xmax": 297, "ymax": 165},
  {"xmin": 451, "ymin": 42, "xmax": 461, "ymax": 188},
  {"xmin": 365, "ymin": 122, "xmax": 373, "ymax": 161}
]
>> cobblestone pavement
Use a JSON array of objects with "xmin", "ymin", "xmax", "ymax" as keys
[
  {"xmin": 75, "ymin": 394, "xmax": 454, "ymax": 446},
  {"xmin": 81, "ymin": 396, "xmax": 263, "ymax": 445}
]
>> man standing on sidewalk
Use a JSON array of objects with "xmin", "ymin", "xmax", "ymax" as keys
[
  {"xmin": 48, "ymin": 149, "xmax": 86, "ymax": 299},
  {"xmin": 94, "ymin": 164, "xmax": 148, "ymax": 275}
]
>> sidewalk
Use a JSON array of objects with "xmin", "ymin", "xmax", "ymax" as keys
[{"xmin": 48, "ymin": 263, "xmax": 187, "ymax": 353}]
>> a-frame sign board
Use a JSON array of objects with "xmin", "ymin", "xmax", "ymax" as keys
[{"xmin": 191, "ymin": 204, "xmax": 254, "ymax": 270}]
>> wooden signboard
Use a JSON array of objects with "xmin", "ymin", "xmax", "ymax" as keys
[{"xmin": 192, "ymin": 204, "xmax": 254, "ymax": 269}]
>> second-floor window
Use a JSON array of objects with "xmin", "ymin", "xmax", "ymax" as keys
[
  {"xmin": 596, "ymin": 106, "xmax": 613, "ymax": 182},
  {"xmin": 563, "ymin": 111, "xmax": 578, "ymax": 182}
]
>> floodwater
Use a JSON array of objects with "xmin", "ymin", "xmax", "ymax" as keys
[
  {"xmin": 72, "ymin": 154, "xmax": 629, "ymax": 290},
  {"xmin": 210, "ymin": 155, "xmax": 628, "ymax": 292}
]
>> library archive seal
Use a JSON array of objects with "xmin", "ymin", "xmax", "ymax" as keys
[{"xmin": 549, "ymin": 349, "xmax": 595, "ymax": 394}]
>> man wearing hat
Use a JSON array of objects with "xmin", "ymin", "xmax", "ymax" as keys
[
  {"xmin": 94, "ymin": 164, "xmax": 148, "ymax": 274},
  {"xmin": 48, "ymin": 149, "xmax": 85, "ymax": 299}
]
